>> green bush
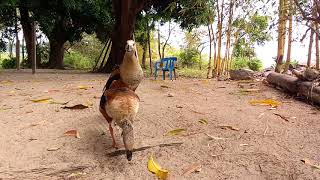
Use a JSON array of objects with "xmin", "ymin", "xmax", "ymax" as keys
[
  {"xmin": 232, "ymin": 57, "xmax": 249, "ymax": 70},
  {"xmin": 178, "ymin": 48, "xmax": 200, "ymax": 68},
  {"xmin": 64, "ymin": 51, "xmax": 94, "ymax": 69},
  {"xmin": 247, "ymin": 58, "xmax": 263, "ymax": 71},
  {"xmin": 21, "ymin": 58, "xmax": 31, "ymax": 68},
  {"xmin": 1, "ymin": 57, "xmax": 16, "ymax": 69}
]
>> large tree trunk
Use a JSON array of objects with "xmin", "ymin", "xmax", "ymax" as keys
[
  {"xmin": 316, "ymin": 25, "xmax": 319, "ymax": 70},
  {"xmin": 216, "ymin": 0, "xmax": 224, "ymax": 76},
  {"xmin": 15, "ymin": 9, "xmax": 20, "ymax": 70},
  {"xmin": 19, "ymin": 6, "xmax": 32, "ymax": 63},
  {"xmin": 49, "ymin": 39, "xmax": 66, "ymax": 69},
  {"xmin": 101, "ymin": 0, "xmax": 144, "ymax": 73}
]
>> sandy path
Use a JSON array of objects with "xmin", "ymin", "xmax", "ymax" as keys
[{"xmin": 0, "ymin": 70, "xmax": 319, "ymax": 180}]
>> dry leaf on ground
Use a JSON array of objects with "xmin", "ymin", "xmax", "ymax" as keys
[
  {"xmin": 62, "ymin": 104, "xmax": 88, "ymax": 110},
  {"xmin": 217, "ymin": 125, "xmax": 240, "ymax": 131},
  {"xmin": 64, "ymin": 129, "xmax": 80, "ymax": 138},
  {"xmin": 249, "ymin": 99, "xmax": 282, "ymax": 107},
  {"xmin": 77, "ymin": 85, "xmax": 93, "ymax": 90},
  {"xmin": 47, "ymin": 147, "xmax": 60, "ymax": 151},
  {"xmin": 273, "ymin": 113, "xmax": 290, "ymax": 122},
  {"xmin": 198, "ymin": 119, "xmax": 208, "ymax": 125},
  {"xmin": 240, "ymin": 89, "xmax": 260, "ymax": 93},
  {"xmin": 148, "ymin": 156, "xmax": 169, "ymax": 180},
  {"xmin": 182, "ymin": 163, "xmax": 201, "ymax": 176},
  {"xmin": 160, "ymin": 85, "xmax": 169, "ymax": 88},
  {"xmin": 205, "ymin": 133, "xmax": 225, "ymax": 140},
  {"xmin": 167, "ymin": 128, "xmax": 186, "ymax": 136},
  {"xmin": 301, "ymin": 158, "xmax": 320, "ymax": 170},
  {"xmin": 31, "ymin": 97, "xmax": 53, "ymax": 103}
]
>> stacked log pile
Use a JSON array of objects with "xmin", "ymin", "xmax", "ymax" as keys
[{"xmin": 266, "ymin": 68, "xmax": 320, "ymax": 105}]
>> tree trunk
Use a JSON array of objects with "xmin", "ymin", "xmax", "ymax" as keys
[
  {"xmin": 275, "ymin": 0, "xmax": 288, "ymax": 72},
  {"xmin": 307, "ymin": 30, "xmax": 314, "ymax": 67},
  {"xmin": 31, "ymin": 22, "xmax": 36, "ymax": 74},
  {"xmin": 147, "ymin": 20, "xmax": 153, "ymax": 74},
  {"xmin": 19, "ymin": 6, "xmax": 32, "ymax": 63},
  {"xmin": 157, "ymin": 24, "xmax": 162, "ymax": 59},
  {"xmin": 101, "ymin": 0, "xmax": 143, "ymax": 73},
  {"xmin": 207, "ymin": 24, "xmax": 213, "ymax": 79},
  {"xmin": 49, "ymin": 39, "xmax": 66, "ymax": 69},
  {"xmin": 224, "ymin": 0, "xmax": 234, "ymax": 74},
  {"xmin": 142, "ymin": 42, "xmax": 147, "ymax": 69},
  {"xmin": 314, "ymin": 0, "xmax": 319, "ymax": 70},
  {"xmin": 15, "ymin": 9, "xmax": 20, "ymax": 70},
  {"xmin": 284, "ymin": 0, "xmax": 293, "ymax": 73},
  {"xmin": 22, "ymin": 36, "xmax": 25, "ymax": 60},
  {"xmin": 216, "ymin": 0, "xmax": 224, "ymax": 76}
]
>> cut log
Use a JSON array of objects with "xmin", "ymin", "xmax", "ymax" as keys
[
  {"xmin": 266, "ymin": 72, "xmax": 299, "ymax": 93},
  {"xmin": 267, "ymin": 72, "xmax": 320, "ymax": 105}
]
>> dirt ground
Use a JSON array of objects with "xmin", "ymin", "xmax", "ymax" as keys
[{"xmin": 0, "ymin": 70, "xmax": 320, "ymax": 180}]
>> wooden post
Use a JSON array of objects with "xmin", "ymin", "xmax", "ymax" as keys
[{"xmin": 31, "ymin": 22, "xmax": 36, "ymax": 74}]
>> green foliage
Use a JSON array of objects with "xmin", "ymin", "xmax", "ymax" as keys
[
  {"xmin": 1, "ymin": 57, "xmax": 16, "ymax": 69},
  {"xmin": 178, "ymin": 48, "xmax": 200, "ymax": 68},
  {"xmin": 290, "ymin": 59, "xmax": 299, "ymax": 67},
  {"xmin": 231, "ymin": 57, "xmax": 263, "ymax": 71},
  {"xmin": 232, "ymin": 57, "xmax": 249, "ymax": 70},
  {"xmin": 233, "ymin": 13, "xmax": 271, "ymax": 58},
  {"xmin": 247, "ymin": 58, "xmax": 263, "ymax": 71},
  {"xmin": 64, "ymin": 51, "xmax": 94, "ymax": 70}
]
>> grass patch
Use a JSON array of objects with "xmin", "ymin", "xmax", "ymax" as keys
[
  {"xmin": 177, "ymin": 68, "xmax": 207, "ymax": 78},
  {"xmin": 64, "ymin": 51, "xmax": 95, "ymax": 70}
]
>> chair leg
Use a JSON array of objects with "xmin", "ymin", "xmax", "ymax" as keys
[
  {"xmin": 174, "ymin": 69, "xmax": 176, "ymax": 80},
  {"xmin": 154, "ymin": 69, "xmax": 157, "ymax": 80},
  {"xmin": 169, "ymin": 70, "xmax": 173, "ymax": 80},
  {"xmin": 163, "ymin": 70, "xmax": 165, "ymax": 80}
]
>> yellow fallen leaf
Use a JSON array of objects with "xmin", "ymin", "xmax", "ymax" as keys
[
  {"xmin": 202, "ymin": 79, "xmax": 209, "ymax": 84},
  {"xmin": 64, "ymin": 129, "xmax": 80, "ymax": 138},
  {"xmin": 249, "ymin": 99, "xmax": 282, "ymax": 107},
  {"xmin": 148, "ymin": 156, "xmax": 169, "ymax": 180},
  {"xmin": 77, "ymin": 85, "xmax": 93, "ymax": 90},
  {"xmin": 167, "ymin": 128, "xmax": 186, "ymax": 136},
  {"xmin": 31, "ymin": 98, "xmax": 53, "ymax": 103},
  {"xmin": 47, "ymin": 147, "xmax": 60, "ymax": 151},
  {"xmin": 198, "ymin": 119, "xmax": 208, "ymax": 125},
  {"xmin": 240, "ymin": 88, "xmax": 260, "ymax": 93},
  {"xmin": 86, "ymin": 101, "xmax": 93, "ymax": 107}
]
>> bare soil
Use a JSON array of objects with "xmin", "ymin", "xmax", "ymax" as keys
[{"xmin": 0, "ymin": 70, "xmax": 320, "ymax": 180}]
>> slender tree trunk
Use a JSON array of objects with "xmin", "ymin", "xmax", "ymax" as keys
[
  {"xmin": 31, "ymin": 22, "xmax": 36, "ymax": 74},
  {"xmin": 216, "ymin": 0, "xmax": 224, "ymax": 76},
  {"xmin": 142, "ymin": 42, "xmax": 147, "ymax": 69},
  {"xmin": 147, "ymin": 20, "xmax": 153, "ymax": 74},
  {"xmin": 314, "ymin": 0, "xmax": 319, "ymax": 70},
  {"xmin": 9, "ymin": 40, "xmax": 13, "ymax": 58},
  {"xmin": 15, "ymin": 9, "xmax": 20, "ymax": 70},
  {"xmin": 22, "ymin": 36, "xmax": 25, "ymax": 60},
  {"xmin": 275, "ymin": 0, "xmax": 288, "ymax": 72},
  {"xmin": 307, "ymin": 30, "xmax": 314, "ymax": 67},
  {"xmin": 224, "ymin": 0, "xmax": 234, "ymax": 74},
  {"xmin": 161, "ymin": 21, "xmax": 172, "ymax": 59},
  {"xmin": 207, "ymin": 24, "xmax": 213, "ymax": 79},
  {"xmin": 49, "ymin": 39, "xmax": 66, "ymax": 69},
  {"xmin": 284, "ymin": 0, "xmax": 293, "ymax": 72},
  {"xmin": 157, "ymin": 24, "xmax": 162, "ymax": 59},
  {"xmin": 19, "ymin": 6, "xmax": 32, "ymax": 63}
]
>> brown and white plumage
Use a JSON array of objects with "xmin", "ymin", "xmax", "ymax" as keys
[{"xmin": 99, "ymin": 40, "xmax": 143, "ymax": 161}]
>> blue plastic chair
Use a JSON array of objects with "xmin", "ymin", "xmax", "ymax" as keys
[{"xmin": 154, "ymin": 57, "xmax": 177, "ymax": 80}]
